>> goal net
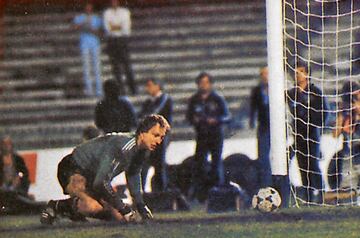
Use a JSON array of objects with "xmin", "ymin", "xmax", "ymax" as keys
[{"xmin": 283, "ymin": 0, "xmax": 360, "ymax": 206}]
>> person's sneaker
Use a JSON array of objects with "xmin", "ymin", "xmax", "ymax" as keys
[{"xmin": 40, "ymin": 200, "xmax": 57, "ymax": 225}]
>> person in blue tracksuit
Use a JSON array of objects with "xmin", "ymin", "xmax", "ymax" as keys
[{"xmin": 186, "ymin": 72, "xmax": 231, "ymax": 199}]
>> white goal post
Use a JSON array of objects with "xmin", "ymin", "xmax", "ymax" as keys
[
  {"xmin": 265, "ymin": 0, "xmax": 290, "ymax": 207},
  {"xmin": 266, "ymin": 0, "xmax": 288, "ymax": 177}
]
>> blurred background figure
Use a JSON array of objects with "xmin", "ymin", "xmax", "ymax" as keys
[
  {"xmin": 329, "ymin": 82, "xmax": 360, "ymax": 191},
  {"xmin": 82, "ymin": 125, "xmax": 101, "ymax": 142},
  {"xmin": 186, "ymin": 72, "xmax": 231, "ymax": 200},
  {"xmin": 95, "ymin": 79, "xmax": 137, "ymax": 134},
  {"xmin": 0, "ymin": 135, "xmax": 45, "ymax": 215},
  {"xmin": 354, "ymin": 93, "xmax": 360, "ymax": 163},
  {"xmin": 333, "ymin": 82, "xmax": 360, "ymax": 159},
  {"xmin": 0, "ymin": 135, "xmax": 29, "ymax": 195},
  {"xmin": 354, "ymin": 31, "xmax": 360, "ymax": 74},
  {"xmin": 103, "ymin": 0, "xmax": 137, "ymax": 95},
  {"xmin": 287, "ymin": 66, "xmax": 328, "ymax": 203},
  {"xmin": 139, "ymin": 78, "xmax": 173, "ymax": 192},
  {"xmin": 249, "ymin": 67, "xmax": 272, "ymax": 188},
  {"xmin": 73, "ymin": 2, "xmax": 103, "ymax": 97}
]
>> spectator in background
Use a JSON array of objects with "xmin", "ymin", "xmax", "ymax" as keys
[
  {"xmin": 103, "ymin": 0, "xmax": 137, "ymax": 95},
  {"xmin": 353, "ymin": 93, "xmax": 360, "ymax": 162},
  {"xmin": 186, "ymin": 72, "xmax": 231, "ymax": 200},
  {"xmin": 0, "ymin": 136, "xmax": 45, "ymax": 215},
  {"xmin": 139, "ymin": 78, "xmax": 173, "ymax": 192},
  {"xmin": 339, "ymin": 92, "xmax": 360, "ymax": 190},
  {"xmin": 249, "ymin": 67, "xmax": 272, "ymax": 188},
  {"xmin": 354, "ymin": 30, "xmax": 360, "ymax": 74},
  {"xmin": 95, "ymin": 79, "xmax": 137, "ymax": 134},
  {"xmin": 333, "ymin": 82, "xmax": 360, "ymax": 156},
  {"xmin": 287, "ymin": 66, "xmax": 328, "ymax": 203},
  {"xmin": 0, "ymin": 136, "xmax": 29, "ymax": 196},
  {"xmin": 331, "ymin": 82, "xmax": 360, "ymax": 190},
  {"xmin": 73, "ymin": 2, "xmax": 103, "ymax": 97},
  {"xmin": 82, "ymin": 125, "xmax": 101, "ymax": 142}
]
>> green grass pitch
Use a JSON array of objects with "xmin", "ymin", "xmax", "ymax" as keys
[{"xmin": 1, "ymin": 206, "xmax": 360, "ymax": 238}]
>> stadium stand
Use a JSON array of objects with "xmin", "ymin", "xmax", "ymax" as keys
[
  {"xmin": 0, "ymin": 0, "xmax": 356, "ymax": 150},
  {"xmin": 0, "ymin": 2, "xmax": 268, "ymax": 150}
]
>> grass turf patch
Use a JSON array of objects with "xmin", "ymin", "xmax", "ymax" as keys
[{"xmin": 1, "ymin": 207, "xmax": 360, "ymax": 238}]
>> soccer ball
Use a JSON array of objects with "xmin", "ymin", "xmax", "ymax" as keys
[{"xmin": 252, "ymin": 187, "xmax": 281, "ymax": 213}]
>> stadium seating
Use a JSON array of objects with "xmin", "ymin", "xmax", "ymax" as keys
[
  {"xmin": 1, "ymin": 1, "xmax": 356, "ymax": 150},
  {"xmin": 0, "ymin": 2, "xmax": 268, "ymax": 149}
]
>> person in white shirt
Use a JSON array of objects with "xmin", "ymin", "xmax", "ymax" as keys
[{"xmin": 103, "ymin": 0, "xmax": 137, "ymax": 95}]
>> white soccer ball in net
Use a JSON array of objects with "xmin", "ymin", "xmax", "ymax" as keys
[{"xmin": 252, "ymin": 187, "xmax": 282, "ymax": 213}]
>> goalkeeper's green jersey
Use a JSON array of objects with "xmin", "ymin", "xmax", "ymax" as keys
[{"xmin": 72, "ymin": 133, "xmax": 146, "ymax": 204}]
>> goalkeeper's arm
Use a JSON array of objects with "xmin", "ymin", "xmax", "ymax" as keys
[
  {"xmin": 125, "ymin": 157, "xmax": 153, "ymax": 220},
  {"xmin": 92, "ymin": 163, "xmax": 133, "ymax": 216},
  {"xmin": 125, "ymin": 172, "xmax": 152, "ymax": 219}
]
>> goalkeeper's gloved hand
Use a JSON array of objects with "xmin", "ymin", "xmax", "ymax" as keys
[
  {"xmin": 101, "ymin": 182, "xmax": 144, "ymax": 222},
  {"xmin": 136, "ymin": 203, "xmax": 153, "ymax": 220}
]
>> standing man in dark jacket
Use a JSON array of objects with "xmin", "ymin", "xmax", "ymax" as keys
[
  {"xmin": 186, "ymin": 72, "xmax": 231, "ymax": 199},
  {"xmin": 139, "ymin": 78, "xmax": 173, "ymax": 192},
  {"xmin": 287, "ymin": 66, "xmax": 328, "ymax": 203},
  {"xmin": 95, "ymin": 79, "xmax": 137, "ymax": 134},
  {"xmin": 249, "ymin": 67, "xmax": 272, "ymax": 188},
  {"xmin": 0, "ymin": 136, "xmax": 29, "ymax": 196}
]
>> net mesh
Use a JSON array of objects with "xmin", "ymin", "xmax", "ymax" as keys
[{"xmin": 283, "ymin": 0, "xmax": 360, "ymax": 206}]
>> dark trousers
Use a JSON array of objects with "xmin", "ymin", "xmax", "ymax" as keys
[
  {"xmin": 192, "ymin": 132, "xmax": 225, "ymax": 192},
  {"xmin": 257, "ymin": 128, "xmax": 272, "ymax": 188},
  {"xmin": 106, "ymin": 37, "xmax": 136, "ymax": 94},
  {"xmin": 295, "ymin": 132, "xmax": 323, "ymax": 203},
  {"xmin": 272, "ymin": 175, "xmax": 290, "ymax": 208},
  {"xmin": 141, "ymin": 137, "xmax": 169, "ymax": 192}
]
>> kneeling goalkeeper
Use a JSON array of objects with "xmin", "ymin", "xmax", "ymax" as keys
[{"xmin": 41, "ymin": 115, "xmax": 170, "ymax": 224}]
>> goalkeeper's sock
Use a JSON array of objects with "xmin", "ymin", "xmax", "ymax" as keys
[
  {"xmin": 51, "ymin": 198, "xmax": 87, "ymax": 222},
  {"xmin": 50, "ymin": 198, "xmax": 76, "ymax": 216},
  {"xmin": 51, "ymin": 199, "xmax": 72, "ymax": 215}
]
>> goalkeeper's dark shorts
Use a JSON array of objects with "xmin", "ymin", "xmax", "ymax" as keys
[{"xmin": 57, "ymin": 154, "xmax": 91, "ymax": 195}]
